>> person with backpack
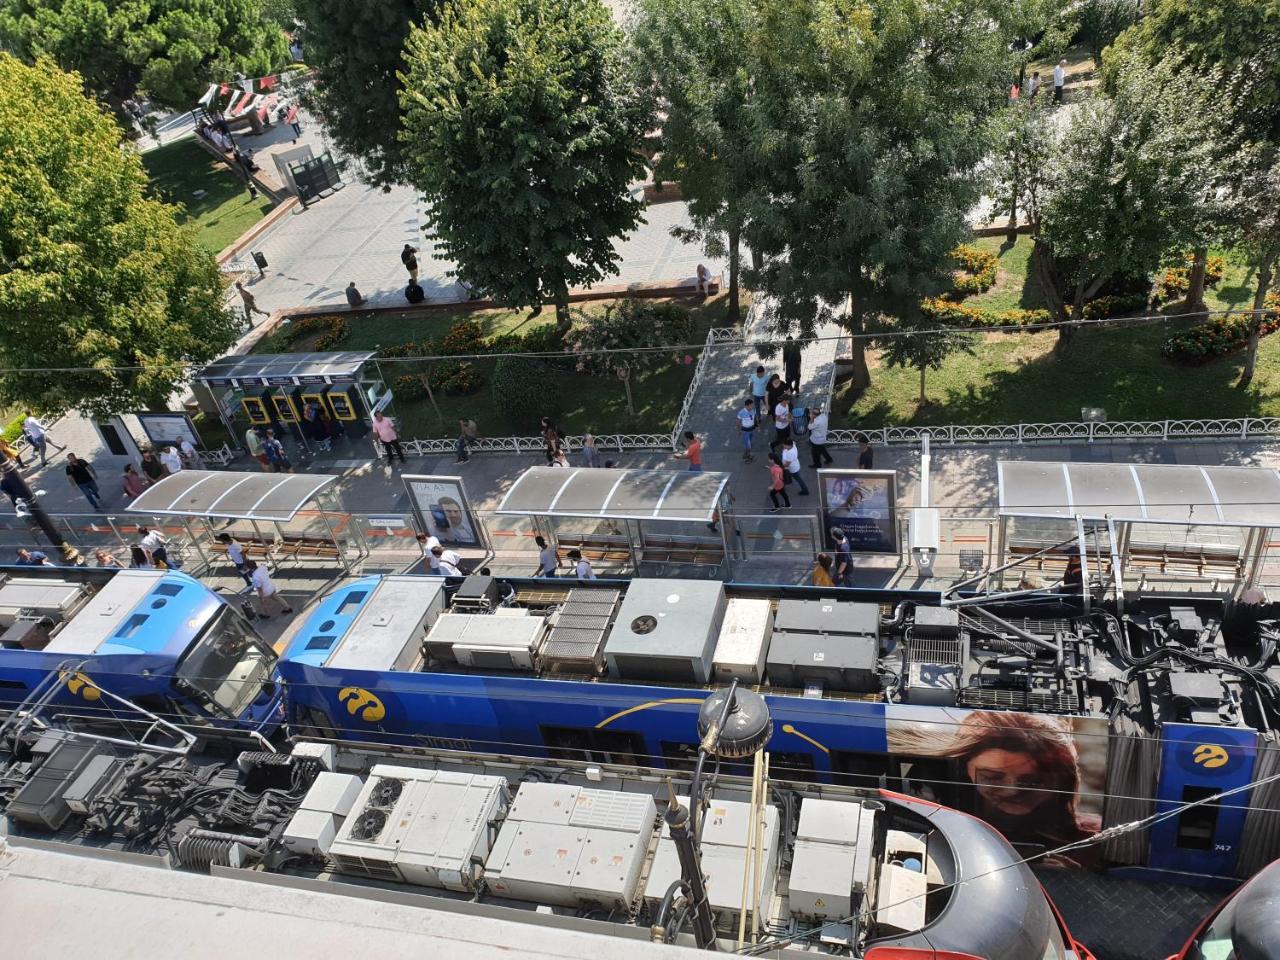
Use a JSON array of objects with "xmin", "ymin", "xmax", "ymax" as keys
[{"xmin": 262, "ymin": 430, "xmax": 293, "ymax": 473}]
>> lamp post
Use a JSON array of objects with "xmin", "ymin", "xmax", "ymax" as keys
[
  {"xmin": 652, "ymin": 681, "xmax": 773, "ymax": 950},
  {"xmin": 0, "ymin": 454, "xmax": 82, "ymax": 565}
]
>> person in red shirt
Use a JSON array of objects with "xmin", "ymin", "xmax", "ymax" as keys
[
  {"xmin": 673, "ymin": 430, "xmax": 703, "ymax": 472},
  {"xmin": 767, "ymin": 453, "xmax": 790, "ymax": 512}
]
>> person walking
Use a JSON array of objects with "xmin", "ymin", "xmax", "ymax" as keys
[
  {"xmin": 262, "ymin": 430, "xmax": 293, "ymax": 473},
  {"xmin": 401, "ymin": 243, "xmax": 419, "ymax": 283},
  {"xmin": 236, "ymin": 282, "xmax": 269, "ymax": 323},
  {"xmin": 812, "ymin": 552, "xmax": 836, "ymax": 587},
  {"xmin": 770, "ymin": 394, "xmax": 792, "ymax": 451},
  {"xmin": 140, "ymin": 450, "xmax": 165, "ymax": 484},
  {"xmin": 372, "ymin": 412, "xmax": 406, "ymax": 465},
  {"xmin": 748, "ymin": 365, "xmax": 770, "ymax": 422},
  {"xmin": 1053, "ymin": 58, "xmax": 1066, "ymax": 104},
  {"xmin": 540, "ymin": 418, "xmax": 562, "ymax": 465},
  {"xmin": 345, "ymin": 281, "xmax": 366, "ymax": 308},
  {"xmin": 673, "ymin": 430, "xmax": 703, "ymax": 472},
  {"xmin": 246, "ymin": 560, "xmax": 293, "ymax": 617},
  {"xmin": 858, "ymin": 438, "xmax": 874, "ymax": 470},
  {"xmin": 780, "ymin": 437, "xmax": 810, "ymax": 495},
  {"xmin": 159, "ymin": 444, "xmax": 183, "ymax": 475},
  {"xmin": 765, "ymin": 374, "xmax": 786, "ymax": 419},
  {"xmin": 244, "ymin": 427, "xmax": 270, "ymax": 472},
  {"xmin": 1027, "ymin": 71, "xmax": 1041, "ymax": 99},
  {"xmin": 64, "ymin": 453, "xmax": 101, "ymax": 509},
  {"xmin": 217, "ymin": 533, "xmax": 254, "ymax": 588},
  {"xmin": 566, "ymin": 548, "xmax": 596, "ymax": 581},
  {"xmin": 736, "ymin": 398, "xmax": 756, "ymax": 463},
  {"xmin": 830, "ymin": 527, "xmax": 853, "ymax": 586},
  {"xmin": 534, "ymin": 535, "xmax": 558, "ymax": 577},
  {"xmin": 455, "ymin": 418, "xmax": 477, "ymax": 464},
  {"xmin": 767, "ymin": 454, "xmax": 790, "ymax": 513},
  {"xmin": 782, "ymin": 336, "xmax": 802, "ymax": 395},
  {"xmin": 809, "ymin": 404, "xmax": 834, "ymax": 469},
  {"xmin": 22, "ymin": 413, "xmax": 63, "ymax": 465},
  {"xmin": 284, "ymin": 103, "xmax": 303, "ymax": 141},
  {"xmin": 138, "ymin": 526, "xmax": 169, "ymax": 567},
  {"xmin": 122, "ymin": 463, "xmax": 148, "ymax": 499},
  {"xmin": 581, "ymin": 432, "xmax": 601, "ymax": 468}
]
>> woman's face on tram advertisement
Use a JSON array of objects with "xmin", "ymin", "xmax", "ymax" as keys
[{"xmin": 966, "ymin": 748, "xmax": 1053, "ymax": 817}]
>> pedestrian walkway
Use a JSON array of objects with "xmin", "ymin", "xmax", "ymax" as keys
[{"xmin": 683, "ymin": 302, "xmax": 842, "ymax": 453}]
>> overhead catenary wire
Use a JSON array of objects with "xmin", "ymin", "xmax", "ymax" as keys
[{"xmin": 1, "ymin": 305, "xmax": 1274, "ymax": 376}]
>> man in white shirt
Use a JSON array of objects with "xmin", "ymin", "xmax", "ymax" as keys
[
  {"xmin": 566, "ymin": 548, "xmax": 596, "ymax": 581},
  {"xmin": 429, "ymin": 544, "xmax": 463, "ymax": 576},
  {"xmin": 138, "ymin": 526, "xmax": 170, "ymax": 567},
  {"xmin": 534, "ymin": 535, "xmax": 558, "ymax": 577},
  {"xmin": 736, "ymin": 398, "xmax": 756, "ymax": 463},
  {"xmin": 770, "ymin": 397, "xmax": 792, "ymax": 451},
  {"xmin": 159, "ymin": 445, "xmax": 183, "ymax": 475},
  {"xmin": 416, "ymin": 533, "xmax": 442, "ymax": 558},
  {"xmin": 808, "ymin": 404, "xmax": 833, "ymax": 469},
  {"xmin": 247, "ymin": 560, "xmax": 293, "ymax": 616},
  {"xmin": 780, "ymin": 438, "xmax": 810, "ymax": 496},
  {"xmin": 1053, "ymin": 59, "xmax": 1066, "ymax": 104},
  {"xmin": 178, "ymin": 437, "xmax": 202, "ymax": 470},
  {"xmin": 217, "ymin": 533, "xmax": 253, "ymax": 588},
  {"xmin": 22, "ymin": 413, "xmax": 63, "ymax": 465}
]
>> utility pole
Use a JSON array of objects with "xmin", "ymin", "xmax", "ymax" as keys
[{"xmin": 0, "ymin": 454, "xmax": 82, "ymax": 565}]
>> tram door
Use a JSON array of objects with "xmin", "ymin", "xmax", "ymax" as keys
[{"xmin": 1147, "ymin": 723, "xmax": 1257, "ymax": 876}]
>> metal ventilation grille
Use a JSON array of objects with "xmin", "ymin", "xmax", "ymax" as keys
[
  {"xmin": 329, "ymin": 855, "xmax": 401, "ymax": 881},
  {"xmin": 906, "ymin": 638, "xmax": 962, "ymax": 665},
  {"xmin": 957, "ymin": 687, "xmax": 1080, "ymax": 713},
  {"xmin": 541, "ymin": 588, "xmax": 621, "ymax": 675}
]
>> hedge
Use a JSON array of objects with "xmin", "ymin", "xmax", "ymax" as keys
[
  {"xmin": 1162, "ymin": 291, "xmax": 1280, "ymax": 364},
  {"xmin": 492, "ymin": 355, "xmax": 559, "ymax": 431}
]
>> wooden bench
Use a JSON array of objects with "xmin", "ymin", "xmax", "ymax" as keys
[
  {"xmin": 555, "ymin": 535, "xmax": 631, "ymax": 568},
  {"xmin": 641, "ymin": 535, "xmax": 725, "ymax": 567},
  {"xmin": 1008, "ymin": 542, "xmax": 1242, "ymax": 578}
]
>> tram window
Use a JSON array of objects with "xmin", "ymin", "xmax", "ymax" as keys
[
  {"xmin": 831, "ymin": 750, "xmax": 893, "ymax": 789},
  {"xmin": 542, "ymin": 726, "xmax": 596, "ymax": 763},
  {"xmin": 1176, "ymin": 786, "xmax": 1221, "ymax": 851},
  {"xmin": 593, "ymin": 729, "xmax": 647, "ymax": 767},
  {"xmin": 771, "ymin": 752, "xmax": 817, "ymax": 783},
  {"xmin": 541, "ymin": 726, "xmax": 647, "ymax": 766},
  {"xmin": 0, "ymin": 679, "xmax": 28, "ymax": 690},
  {"xmin": 662, "ymin": 741, "xmax": 699, "ymax": 772}
]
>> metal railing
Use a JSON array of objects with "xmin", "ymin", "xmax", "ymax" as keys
[
  {"xmin": 670, "ymin": 323, "xmax": 746, "ymax": 448},
  {"xmin": 827, "ymin": 417, "xmax": 1280, "ymax": 447}
]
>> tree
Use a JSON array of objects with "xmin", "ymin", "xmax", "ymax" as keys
[
  {"xmin": 876, "ymin": 303, "xmax": 977, "ymax": 407},
  {"xmin": 1226, "ymin": 150, "xmax": 1280, "ymax": 387},
  {"xmin": 565, "ymin": 300, "xmax": 695, "ymax": 414},
  {"xmin": 995, "ymin": 0, "xmax": 1073, "ymax": 91},
  {"xmin": 740, "ymin": 0, "xmax": 1007, "ymax": 390},
  {"xmin": 991, "ymin": 99, "xmax": 1053, "ymax": 244},
  {"xmin": 1071, "ymin": 0, "xmax": 1142, "ymax": 65},
  {"xmin": 260, "ymin": 0, "xmax": 297, "ymax": 27},
  {"xmin": 630, "ymin": 0, "xmax": 757, "ymax": 323},
  {"xmin": 1023, "ymin": 55, "xmax": 1221, "ymax": 353},
  {"xmin": 0, "ymin": 56, "xmax": 240, "ymax": 417},
  {"xmin": 0, "ymin": 0, "xmax": 288, "ymax": 112},
  {"xmin": 294, "ymin": 0, "xmax": 436, "ymax": 188},
  {"xmin": 399, "ymin": 0, "xmax": 650, "ymax": 333}
]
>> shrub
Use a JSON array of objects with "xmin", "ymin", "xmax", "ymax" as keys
[
  {"xmin": 429, "ymin": 359, "xmax": 483, "ymax": 395},
  {"xmin": 394, "ymin": 374, "xmax": 429, "ymax": 402},
  {"xmin": 1153, "ymin": 254, "xmax": 1227, "ymax": 304},
  {"xmin": 437, "ymin": 319, "xmax": 486, "ymax": 356},
  {"xmin": 566, "ymin": 299, "xmax": 696, "ymax": 378},
  {"xmin": 943, "ymin": 244, "xmax": 998, "ymax": 299},
  {"xmin": 1163, "ymin": 291, "xmax": 1280, "ymax": 364},
  {"xmin": 492, "ymin": 355, "xmax": 559, "ymax": 432},
  {"xmin": 920, "ymin": 298, "xmax": 1051, "ymax": 328}
]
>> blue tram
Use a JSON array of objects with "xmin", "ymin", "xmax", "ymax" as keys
[
  {"xmin": 274, "ymin": 573, "xmax": 1280, "ymax": 886},
  {"xmin": 0, "ymin": 566, "xmax": 282, "ymax": 734}
]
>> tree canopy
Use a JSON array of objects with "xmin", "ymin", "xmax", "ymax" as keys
[
  {"xmin": 399, "ymin": 0, "xmax": 650, "ymax": 330},
  {"xmin": 0, "ymin": 0, "xmax": 288, "ymax": 110},
  {"xmin": 0, "ymin": 55, "xmax": 240, "ymax": 417},
  {"xmin": 294, "ymin": 0, "xmax": 436, "ymax": 188},
  {"xmin": 739, "ymin": 0, "xmax": 1007, "ymax": 388}
]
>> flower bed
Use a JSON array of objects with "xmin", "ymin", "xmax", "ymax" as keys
[
  {"xmin": 1162, "ymin": 291, "xmax": 1280, "ymax": 364},
  {"xmin": 943, "ymin": 244, "xmax": 998, "ymax": 299}
]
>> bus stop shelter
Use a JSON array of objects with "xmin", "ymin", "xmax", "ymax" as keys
[
  {"xmin": 995, "ymin": 460, "xmax": 1280, "ymax": 603},
  {"xmin": 494, "ymin": 466, "xmax": 732, "ymax": 577},
  {"xmin": 126, "ymin": 470, "xmax": 357, "ymax": 573}
]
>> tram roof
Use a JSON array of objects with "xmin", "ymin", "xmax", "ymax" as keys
[
  {"xmin": 495, "ymin": 466, "xmax": 729, "ymax": 522},
  {"xmin": 196, "ymin": 351, "xmax": 377, "ymax": 386},
  {"xmin": 126, "ymin": 470, "xmax": 339, "ymax": 522},
  {"xmin": 997, "ymin": 460, "xmax": 1280, "ymax": 526}
]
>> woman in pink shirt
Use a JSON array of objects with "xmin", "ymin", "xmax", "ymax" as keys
[
  {"xmin": 372, "ymin": 412, "xmax": 407, "ymax": 464},
  {"xmin": 767, "ymin": 453, "xmax": 790, "ymax": 512}
]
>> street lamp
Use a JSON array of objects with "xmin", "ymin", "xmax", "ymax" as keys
[
  {"xmin": 651, "ymin": 681, "xmax": 772, "ymax": 950},
  {"xmin": 0, "ymin": 454, "xmax": 82, "ymax": 565}
]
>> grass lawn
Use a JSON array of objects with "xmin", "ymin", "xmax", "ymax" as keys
[
  {"xmin": 141, "ymin": 139, "xmax": 275, "ymax": 253},
  {"xmin": 261, "ymin": 294, "xmax": 737, "ymax": 440},
  {"xmin": 964, "ymin": 236, "xmax": 1048, "ymax": 313}
]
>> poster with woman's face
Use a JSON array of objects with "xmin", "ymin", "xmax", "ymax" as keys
[
  {"xmin": 403, "ymin": 476, "xmax": 480, "ymax": 548},
  {"xmin": 886, "ymin": 705, "xmax": 1106, "ymax": 866},
  {"xmin": 818, "ymin": 469, "xmax": 898, "ymax": 554}
]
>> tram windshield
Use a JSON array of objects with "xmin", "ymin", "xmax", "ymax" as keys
[{"xmin": 174, "ymin": 607, "xmax": 278, "ymax": 719}]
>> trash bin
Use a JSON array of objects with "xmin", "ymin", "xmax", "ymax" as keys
[{"xmin": 791, "ymin": 406, "xmax": 809, "ymax": 438}]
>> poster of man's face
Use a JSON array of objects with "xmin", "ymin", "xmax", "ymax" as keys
[
  {"xmin": 819, "ymin": 469, "xmax": 898, "ymax": 554},
  {"xmin": 404, "ymin": 477, "xmax": 480, "ymax": 547}
]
